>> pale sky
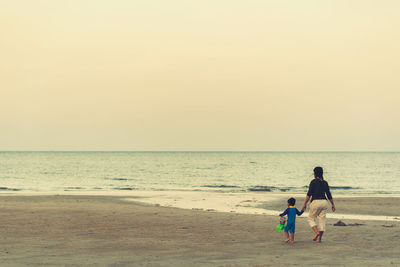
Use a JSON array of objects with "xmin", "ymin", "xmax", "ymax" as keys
[{"xmin": 1, "ymin": 0, "xmax": 400, "ymax": 151}]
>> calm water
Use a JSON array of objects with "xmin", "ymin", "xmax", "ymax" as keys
[{"xmin": 0, "ymin": 152, "xmax": 399, "ymax": 194}]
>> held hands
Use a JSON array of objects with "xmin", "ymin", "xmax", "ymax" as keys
[
  {"xmin": 332, "ymin": 204, "xmax": 336, "ymax": 212},
  {"xmin": 301, "ymin": 205, "xmax": 306, "ymax": 212}
]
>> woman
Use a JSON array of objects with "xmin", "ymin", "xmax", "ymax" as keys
[{"xmin": 301, "ymin": 166, "xmax": 336, "ymax": 243}]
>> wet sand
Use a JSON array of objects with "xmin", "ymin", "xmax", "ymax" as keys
[{"xmin": 0, "ymin": 195, "xmax": 399, "ymax": 266}]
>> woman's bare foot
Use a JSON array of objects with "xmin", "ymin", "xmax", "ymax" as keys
[
  {"xmin": 317, "ymin": 231, "xmax": 324, "ymax": 243},
  {"xmin": 313, "ymin": 233, "xmax": 320, "ymax": 241}
]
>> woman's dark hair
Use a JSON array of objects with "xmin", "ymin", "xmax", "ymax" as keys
[{"xmin": 313, "ymin": 166, "xmax": 324, "ymax": 179}]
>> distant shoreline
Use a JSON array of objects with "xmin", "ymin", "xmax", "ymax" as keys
[{"xmin": 1, "ymin": 150, "xmax": 400, "ymax": 153}]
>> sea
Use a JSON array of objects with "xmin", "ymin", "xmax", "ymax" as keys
[{"xmin": 0, "ymin": 151, "xmax": 399, "ymax": 194}]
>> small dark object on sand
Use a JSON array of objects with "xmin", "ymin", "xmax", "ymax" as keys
[
  {"xmin": 334, "ymin": 221, "xmax": 365, "ymax": 226},
  {"xmin": 348, "ymin": 223, "xmax": 364, "ymax": 226},
  {"xmin": 382, "ymin": 225, "xmax": 395, "ymax": 228},
  {"xmin": 333, "ymin": 220, "xmax": 347, "ymax": 226}
]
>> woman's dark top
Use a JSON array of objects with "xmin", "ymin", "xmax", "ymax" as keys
[{"xmin": 307, "ymin": 178, "xmax": 332, "ymax": 202}]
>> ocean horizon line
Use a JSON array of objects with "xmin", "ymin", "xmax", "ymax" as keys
[{"xmin": 0, "ymin": 150, "xmax": 399, "ymax": 153}]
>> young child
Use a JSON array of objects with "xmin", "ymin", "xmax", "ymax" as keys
[{"xmin": 279, "ymin": 197, "xmax": 304, "ymax": 244}]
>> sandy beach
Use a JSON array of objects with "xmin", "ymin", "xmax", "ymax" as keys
[{"xmin": 0, "ymin": 194, "xmax": 399, "ymax": 266}]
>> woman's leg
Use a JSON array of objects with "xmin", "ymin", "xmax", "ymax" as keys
[
  {"xmin": 316, "ymin": 201, "xmax": 328, "ymax": 243},
  {"xmin": 312, "ymin": 226, "xmax": 319, "ymax": 241},
  {"xmin": 308, "ymin": 201, "xmax": 320, "ymax": 240},
  {"xmin": 317, "ymin": 231, "xmax": 324, "ymax": 243}
]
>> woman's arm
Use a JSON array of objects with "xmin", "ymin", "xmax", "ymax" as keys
[
  {"xmin": 302, "ymin": 180, "xmax": 314, "ymax": 211},
  {"xmin": 329, "ymin": 199, "xmax": 336, "ymax": 212},
  {"xmin": 325, "ymin": 181, "xmax": 336, "ymax": 212},
  {"xmin": 301, "ymin": 195, "xmax": 310, "ymax": 212}
]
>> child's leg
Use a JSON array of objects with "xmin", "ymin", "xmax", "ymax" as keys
[
  {"xmin": 290, "ymin": 233, "xmax": 295, "ymax": 244},
  {"xmin": 289, "ymin": 224, "xmax": 295, "ymax": 243},
  {"xmin": 284, "ymin": 231, "xmax": 290, "ymax": 242}
]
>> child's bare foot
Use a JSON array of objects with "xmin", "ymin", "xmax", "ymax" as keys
[
  {"xmin": 290, "ymin": 240, "xmax": 294, "ymax": 244},
  {"xmin": 313, "ymin": 233, "xmax": 320, "ymax": 241},
  {"xmin": 285, "ymin": 239, "xmax": 290, "ymax": 243}
]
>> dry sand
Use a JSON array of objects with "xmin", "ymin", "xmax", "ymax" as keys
[{"xmin": 0, "ymin": 195, "xmax": 399, "ymax": 266}]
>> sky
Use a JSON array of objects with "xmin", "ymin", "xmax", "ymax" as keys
[{"xmin": 1, "ymin": 0, "xmax": 400, "ymax": 151}]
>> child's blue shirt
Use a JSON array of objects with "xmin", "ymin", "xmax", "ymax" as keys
[{"xmin": 279, "ymin": 206, "xmax": 303, "ymax": 224}]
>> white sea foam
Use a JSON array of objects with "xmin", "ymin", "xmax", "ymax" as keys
[
  {"xmin": 122, "ymin": 190, "xmax": 400, "ymax": 222},
  {"xmin": 3, "ymin": 189, "xmax": 399, "ymax": 221}
]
